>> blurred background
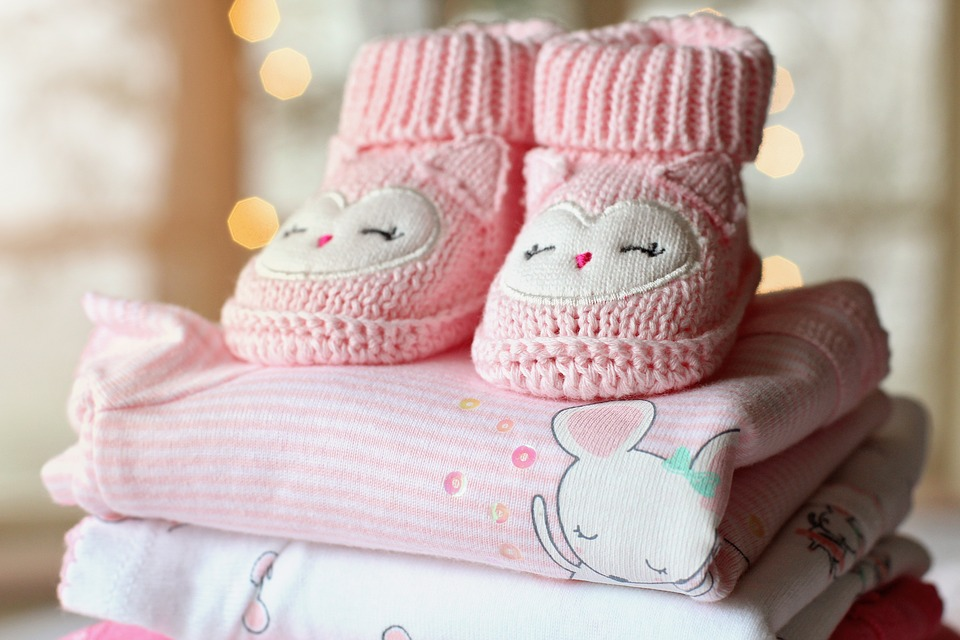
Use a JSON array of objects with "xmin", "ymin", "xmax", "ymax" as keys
[{"xmin": 1, "ymin": 0, "xmax": 958, "ymax": 631}]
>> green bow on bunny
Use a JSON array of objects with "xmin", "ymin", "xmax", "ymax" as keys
[{"xmin": 663, "ymin": 447, "xmax": 721, "ymax": 498}]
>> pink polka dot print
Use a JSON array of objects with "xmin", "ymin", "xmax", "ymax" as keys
[
  {"xmin": 443, "ymin": 471, "xmax": 467, "ymax": 496},
  {"xmin": 499, "ymin": 543, "xmax": 522, "ymax": 560},
  {"xmin": 512, "ymin": 445, "xmax": 537, "ymax": 469},
  {"xmin": 490, "ymin": 503, "xmax": 510, "ymax": 524}
]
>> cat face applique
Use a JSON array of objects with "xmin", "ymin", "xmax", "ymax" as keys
[
  {"xmin": 255, "ymin": 187, "xmax": 442, "ymax": 280},
  {"xmin": 499, "ymin": 200, "xmax": 702, "ymax": 304}
]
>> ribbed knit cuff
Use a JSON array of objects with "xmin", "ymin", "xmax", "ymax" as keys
[
  {"xmin": 339, "ymin": 20, "xmax": 561, "ymax": 146},
  {"xmin": 534, "ymin": 15, "xmax": 774, "ymax": 161}
]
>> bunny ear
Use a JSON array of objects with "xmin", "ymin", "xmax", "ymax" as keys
[
  {"xmin": 242, "ymin": 599, "xmax": 270, "ymax": 634},
  {"xmin": 383, "ymin": 626, "xmax": 413, "ymax": 640},
  {"xmin": 689, "ymin": 429, "xmax": 738, "ymax": 477},
  {"xmin": 249, "ymin": 551, "xmax": 279, "ymax": 585},
  {"xmin": 552, "ymin": 400, "xmax": 656, "ymax": 459},
  {"xmin": 653, "ymin": 153, "xmax": 743, "ymax": 235},
  {"xmin": 421, "ymin": 136, "xmax": 510, "ymax": 221}
]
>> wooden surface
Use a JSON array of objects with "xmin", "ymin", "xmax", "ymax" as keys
[
  {"xmin": 0, "ymin": 513, "xmax": 82, "ymax": 612},
  {"xmin": 152, "ymin": 0, "xmax": 247, "ymax": 320}
]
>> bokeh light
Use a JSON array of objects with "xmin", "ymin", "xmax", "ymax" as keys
[
  {"xmin": 757, "ymin": 255, "xmax": 804, "ymax": 294},
  {"xmin": 259, "ymin": 48, "xmax": 312, "ymax": 100},
  {"xmin": 769, "ymin": 66, "xmax": 795, "ymax": 114},
  {"xmin": 228, "ymin": 197, "xmax": 278, "ymax": 249},
  {"xmin": 755, "ymin": 125, "xmax": 804, "ymax": 178},
  {"xmin": 228, "ymin": 0, "xmax": 280, "ymax": 43}
]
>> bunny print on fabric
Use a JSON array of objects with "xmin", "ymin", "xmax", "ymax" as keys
[
  {"xmin": 795, "ymin": 504, "xmax": 866, "ymax": 578},
  {"xmin": 242, "ymin": 551, "xmax": 279, "ymax": 634},
  {"xmin": 382, "ymin": 626, "xmax": 413, "ymax": 640},
  {"xmin": 532, "ymin": 400, "xmax": 738, "ymax": 596}
]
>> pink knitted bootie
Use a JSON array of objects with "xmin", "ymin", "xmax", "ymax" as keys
[
  {"xmin": 222, "ymin": 21, "xmax": 562, "ymax": 365},
  {"xmin": 473, "ymin": 15, "xmax": 774, "ymax": 400}
]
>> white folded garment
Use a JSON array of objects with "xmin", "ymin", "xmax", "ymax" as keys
[{"xmin": 58, "ymin": 517, "xmax": 929, "ymax": 640}]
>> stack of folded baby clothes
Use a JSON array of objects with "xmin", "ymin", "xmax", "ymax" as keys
[{"xmin": 44, "ymin": 14, "xmax": 952, "ymax": 640}]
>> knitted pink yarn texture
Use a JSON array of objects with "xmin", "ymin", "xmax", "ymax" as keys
[
  {"xmin": 222, "ymin": 21, "xmax": 561, "ymax": 365},
  {"xmin": 472, "ymin": 15, "xmax": 775, "ymax": 400}
]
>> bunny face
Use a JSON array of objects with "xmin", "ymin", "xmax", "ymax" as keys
[
  {"xmin": 533, "ymin": 400, "xmax": 737, "ymax": 592},
  {"xmin": 499, "ymin": 200, "xmax": 701, "ymax": 304},
  {"xmin": 255, "ymin": 188, "xmax": 442, "ymax": 280},
  {"xmin": 557, "ymin": 450, "xmax": 721, "ymax": 585}
]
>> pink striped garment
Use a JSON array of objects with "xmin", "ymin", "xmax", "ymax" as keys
[
  {"xmin": 57, "ymin": 391, "xmax": 929, "ymax": 640},
  {"xmin": 43, "ymin": 280, "xmax": 889, "ymax": 599}
]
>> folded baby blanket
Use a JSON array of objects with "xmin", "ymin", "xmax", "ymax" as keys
[
  {"xmin": 59, "ymin": 400, "xmax": 929, "ymax": 640},
  {"xmin": 58, "ymin": 394, "xmax": 925, "ymax": 640},
  {"xmin": 44, "ymin": 281, "xmax": 890, "ymax": 599},
  {"xmin": 55, "ymin": 396, "xmax": 932, "ymax": 637},
  {"xmin": 57, "ymin": 520, "xmax": 928, "ymax": 640}
]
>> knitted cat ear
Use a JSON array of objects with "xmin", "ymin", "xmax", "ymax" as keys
[
  {"xmin": 422, "ymin": 136, "xmax": 511, "ymax": 221},
  {"xmin": 653, "ymin": 153, "xmax": 745, "ymax": 237},
  {"xmin": 327, "ymin": 135, "xmax": 510, "ymax": 222},
  {"xmin": 522, "ymin": 148, "xmax": 571, "ymax": 215}
]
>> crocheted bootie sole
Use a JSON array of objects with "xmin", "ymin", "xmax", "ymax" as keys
[
  {"xmin": 223, "ymin": 299, "xmax": 484, "ymax": 366},
  {"xmin": 472, "ymin": 254, "xmax": 760, "ymax": 400}
]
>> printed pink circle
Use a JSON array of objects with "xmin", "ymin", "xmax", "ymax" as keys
[
  {"xmin": 499, "ymin": 543, "xmax": 522, "ymax": 560},
  {"xmin": 490, "ymin": 503, "xmax": 510, "ymax": 524},
  {"xmin": 496, "ymin": 418, "xmax": 514, "ymax": 433},
  {"xmin": 443, "ymin": 471, "xmax": 467, "ymax": 496},
  {"xmin": 459, "ymin": 397, "xmax": 480, "ymax": 410},
  {"xmin": 511, "ymin": 445, "xmax": 537, "ymax": 469}
]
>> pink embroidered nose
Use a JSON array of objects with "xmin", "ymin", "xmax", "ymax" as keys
[
  {"xmin": 316, "ymin": 234, "xmax": 333, "ymax": 248},
  {"xmin": 575, "ymin": 252, "xmax": 592, "ymax": 269}
]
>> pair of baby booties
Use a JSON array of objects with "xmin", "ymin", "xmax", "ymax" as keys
[{"xmin": 220, "ymin": 14, "xmax": 776, "ymax": 401}]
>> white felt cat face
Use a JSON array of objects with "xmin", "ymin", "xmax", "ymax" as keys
[
  {"xmin": 500, "ymin": 200, "xmax": 702, "ymax": 303},
  {"xmin": 255, "ymin": 188, "xmax": 442, "ymax": 280}
]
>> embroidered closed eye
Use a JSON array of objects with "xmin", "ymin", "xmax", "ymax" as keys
[
  {"xmin": 524, "ymin": 243, "xmax": 556, "ymax": 260},
  {"xmin": 282, "ymin": 225, "xmax": 308, "ymax": 239},
  {"xmin": 573, "ymin": 525, "xmax": 598, "ymax": 541},
  {"xmin": 620, "ymin": 242, "xmax": 666, "ymax": 257},
  {"xmin": 360, "ymin": 226, "xmax": 405, "ymax": 241}
]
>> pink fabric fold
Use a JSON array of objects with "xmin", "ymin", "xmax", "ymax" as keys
[
  {"xmin": 44, "ymin": 280, "xmax": 889, "ymax": 599},
  {"xmin": 59, "ymin": 622, "xmax": 169, "ymax": 640}
]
